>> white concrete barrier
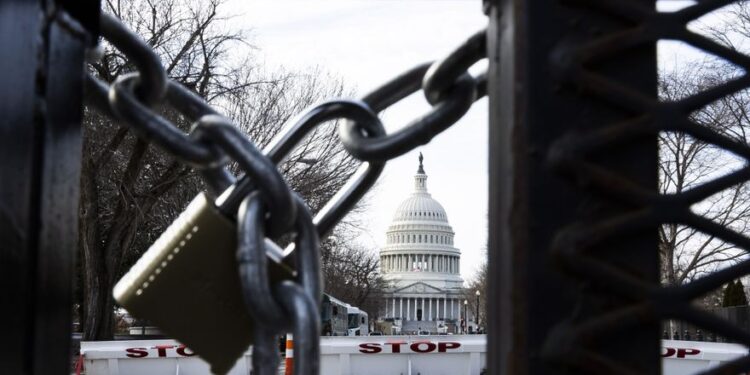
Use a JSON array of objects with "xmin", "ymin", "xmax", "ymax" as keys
[
  {"xmin": 80, "ymin": 339, "xmax": 252, "ymax": 375},
  {"xmin": 662, "ymin": 339, "xmax": 747, "ymax": 373},
  {"xmin": 319, "ymin": 335, "xmax": 486, "ymax": 375},
  {"xmin": 80, "ymin": 335, "xmax": 486, "ymax": 375},
  {"xmin": 79, "ymin": 337, "xmax": 747, "ymax": 375}
]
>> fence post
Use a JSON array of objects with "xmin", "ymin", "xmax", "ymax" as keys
[
  {"xmin": 0, "ymin": 1, "xmax": 96, "ymax": 373},
  {"xmin": 486, "ymin": 0, "xmax": 660, "ymax": 374}
]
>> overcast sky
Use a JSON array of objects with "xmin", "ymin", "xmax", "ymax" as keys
[{"xmin": 224, "ymin": 0, "xmax": 489, "ymax": 280}]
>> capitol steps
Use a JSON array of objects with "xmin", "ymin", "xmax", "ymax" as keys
[{"xmin": 401, "ymin": 320, "xmax": 436, "ymax": 334}]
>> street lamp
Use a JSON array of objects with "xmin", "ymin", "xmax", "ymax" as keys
[
  {"xmin": 463, "ymin": 300, "xmax": 468, "ymax": 334},
  {"xmin": 475, "ymin": 290, "xmax": 480, "ymax": 332}
]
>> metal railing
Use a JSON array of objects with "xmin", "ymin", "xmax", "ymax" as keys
[{"xmin": 667, "ymin": 305, "xmax": 750, "ymax": 343}]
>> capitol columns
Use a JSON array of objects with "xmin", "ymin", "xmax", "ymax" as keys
[
  {"xmin": 407, "ymin": 297, "xmax": 410, "ymax": 321},
  {"xmin": 422, "ymin": 297, "xmax": 426, "ymax": 320},
  {"xmin": 428, "ymin": 298, "xmax": 431, "ymax": 320}
]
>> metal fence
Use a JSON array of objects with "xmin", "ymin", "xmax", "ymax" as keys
[
  {"xmin": 488, "ymin": 0, "xmax": 750, "ymax": 374},
  {"xmin": 667, "ymin": 306, "xmax": 750, "ymax": 343}
]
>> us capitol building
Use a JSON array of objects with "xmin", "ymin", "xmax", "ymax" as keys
[{"xmin": 379, "ymin": 154, "xmax": 467, "ymax": 334}]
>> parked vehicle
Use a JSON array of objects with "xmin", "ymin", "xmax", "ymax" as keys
[
  {"xmin": 347, "ymin": 306, "xmax": 368, "ymax": 336},
  {"xmin": 321, "ymin": 294, "xmax": 349, "ymax": 336},
  {"xmin": 321, "ymin": 293, "xmax": 368, "ymax": 337}
]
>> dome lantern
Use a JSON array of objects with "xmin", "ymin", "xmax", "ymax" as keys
[{"xmin": 415, "ymin": 152, "xmax": 428, "ymax": 192}]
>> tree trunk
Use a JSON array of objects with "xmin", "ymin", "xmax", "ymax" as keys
[
  {"xmin": 80, "ymin": 156, "xmax": 116, "ymax": 340},
  {"xmin": 79, "ymin": 139, "xmax": 189, "ymax": 339}
]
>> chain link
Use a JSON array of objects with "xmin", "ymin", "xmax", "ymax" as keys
[
  {"xmin": 85, "ymin": 11, "xmax": 488, "ymax": 375},
  {"xmin": 239, "ymin": 194, "xmax": 321, "ymax": 375},
  {"xmin": 100, "ymin": 13, "xmax": 166, "ymax": 104}
]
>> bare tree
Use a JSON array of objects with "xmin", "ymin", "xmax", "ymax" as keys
[
  {"xmin": 658, "ymin": 51, "xmax": 750, "ymax": 286},
  {"xmin": 463, "ymin": 248, "xmax": 487, "ymax": 327},
  {"xmin": 79, "ymin": 0, "xmax": 360, "ymax": 340},
  {"xmin": 320, "ymin": 234, "xmax": 389, "ymax": 318}
]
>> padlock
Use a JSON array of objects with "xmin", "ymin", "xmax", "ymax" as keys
[{"xmin": 113, "ymin": 192, "xmax": 292, "ymax": 375}]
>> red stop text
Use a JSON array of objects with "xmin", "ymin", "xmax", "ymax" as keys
[{"xmin": 359, "ymin": 341, "xmax": 461, "ymax": 354}]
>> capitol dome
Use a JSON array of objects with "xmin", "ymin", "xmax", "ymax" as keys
[
  {"xmin": 392, "ymin": 185, "xmax": 449, "ymax": 223},
  {"xmin": 378, "ymin": 153, "xmax": 465, "ymax": 330},
  {"xmin": 380, "ymin": 153, "xmax": 462, "ymax": 284}
]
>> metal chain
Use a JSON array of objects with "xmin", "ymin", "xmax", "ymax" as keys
[{"xmin": 85, "ymin": 11, "xmax": 487, "ymax": 375}]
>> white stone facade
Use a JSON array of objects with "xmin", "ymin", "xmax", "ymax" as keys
[{"xmin": 380, "ymin": 155, "xmax": 465, "ymax": 331}]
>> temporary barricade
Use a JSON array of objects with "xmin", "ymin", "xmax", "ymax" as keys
[
  {"xmin": 80, "ymin": 335, "xmax": 485, "ymax": 375},
  {"xmin": 79, "ymin": 339, "xmax": 251, "ymax": 375},
  {"xmin": 319, "ymin": 335, "xmax": 486, "ymax": 375},
  {"xmin": 80, "ymin": 336, "xmax": 747, "ymax": 375},
  {"xmin": 662, "ymin": 339, "xmax": 747, "ymax": 373}
]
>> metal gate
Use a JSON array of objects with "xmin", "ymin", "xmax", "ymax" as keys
[
  {"xmin": 0, "ymin": 1, "xmax": 98, "ymax": 374},
  {"xmin": 488, "ymin": 0, "xmax": 750, "ymax": 374}
]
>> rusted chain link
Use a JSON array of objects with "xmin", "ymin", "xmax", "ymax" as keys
[{"xmin": 85, "ymin": 11, "xmax": 487, "ymax": 375}]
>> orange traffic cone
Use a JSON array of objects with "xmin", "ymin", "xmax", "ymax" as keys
[{"xmin": 284, "ymin": 333, "xmax": 294, "ymax": 375}]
